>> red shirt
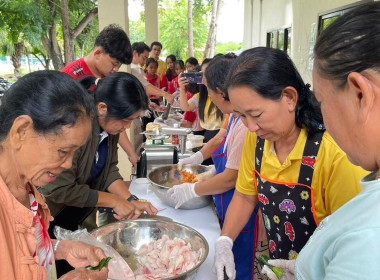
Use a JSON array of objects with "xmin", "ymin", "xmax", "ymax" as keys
[
  {"xmin": 61, "ymin": 58, "xmax": 94, "ymax": 80},
  {"xmin": 168, "ymin": 76, "xmax": 180, "ymax": 94},
  {"xmin": 146, "ymin": 73, "xmax": 161, "ymax": 88},
  {"xmin": 146, "ymin": 73, "xmax": 161, "ymax": 100}
]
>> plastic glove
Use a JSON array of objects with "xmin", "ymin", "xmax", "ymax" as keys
[
  {"xmin": 167, "ymin": 183, "xmax": 198, "ymax": 209},
  {"xmin": 195, "ymin": 165, "xmax": 216, "ymax": 181},
  {"xmin": 143, "ymin": 109, "xmax": 152, "ymax": 118},
  {"xmin": 59, "ymin": 267, "xmax": 108, "ymax": 280},
  {"xmin": 214, "ymin": 236, "xmax": 236, "ymax": 280},
  {"xmin": 261, "ymin": 259, "xmax": 295, "ymax": 280},
  {"xmin": 177, "ymin": 151, "xmax": 204, "ymax": 169},
  {"xmin": 261, "ymin": 265, "xmax": 279, "ymax": 280}
]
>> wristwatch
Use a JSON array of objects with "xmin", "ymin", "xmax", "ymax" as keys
[{"xmin": 127, "ymin": 194, "xmax": 139, "ymax": 202}]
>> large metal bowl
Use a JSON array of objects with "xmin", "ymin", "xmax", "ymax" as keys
[
  {"xmin": 91, "ymin": 219, "xmax": 209, "ymax": 280},
  {"xmin": 148, "ymin": 164, "xmax": 212, "ymax": 209}
]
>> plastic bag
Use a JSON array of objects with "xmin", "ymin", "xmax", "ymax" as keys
[{"xmin": 54, "ymin": 226, "xmax": 135, "ymax": 280}]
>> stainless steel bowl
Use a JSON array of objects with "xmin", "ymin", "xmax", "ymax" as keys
[
  {"xmin": 91, "ymin": 219, "xmax": 209, "ymax": 280},
  {"xmin": 148, "ymin": 164, "xmax": 212, "ymax": 209}
]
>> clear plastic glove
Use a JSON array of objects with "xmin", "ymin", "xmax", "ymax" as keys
[
  {"xmin": 195, "ymin": 165, "xmax": 216, "ymax": 181},
  {"xmin": 143, "ymin": 109, "xmax": 152, "ymax": 118},
  {"xmin": 58, "ymin": 267, "xmax": 108, "ymax": 280},
  {"xmin": 261, "ymin": 259, "xmax": 295, "ymax": 280},
  {"xmin": 167, "ymin": 183, "xmax": 198, "ymax": 209},
  {"xmin": 214, "ymin": 236, "xmax": 236, "ymax": 280},
  {"xmin": 177, "ymin": 151, "xmax": 204, "ymax": 169},
  {"xmin": 54, "ymin": 227, "xmax": 135, "ymax": 280}
]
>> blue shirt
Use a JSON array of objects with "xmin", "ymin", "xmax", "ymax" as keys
[{"xmin": 295, "ymin": 171, "xmax": 380, "ymax": 279}]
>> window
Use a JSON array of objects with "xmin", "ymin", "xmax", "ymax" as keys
[
  {"xmin": 266, "ymin": 27, "xmax": 292, "ymax": 55},
  {"xmin": 318, "ymin": 0, "xmax": 372, "ymax": 35}
]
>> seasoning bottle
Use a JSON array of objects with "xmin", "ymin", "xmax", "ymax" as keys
[{"xmin": 172, "ymin": 123, "xmax": 180, "ymax": 146}]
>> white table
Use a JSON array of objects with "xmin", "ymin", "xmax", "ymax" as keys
[{"xmin": 129, "ymin": 179, "xmax": 221, "ymax": 280}]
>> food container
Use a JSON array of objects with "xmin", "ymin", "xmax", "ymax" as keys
[
  {"xmin": 187, "ymin": 134, "xmax": 204, "ymax": 149},
  {"xmin": 91, "ymin": 219, "xmax": 209, "ymax": 280},
  {"xmin": 148, "ymin": 164, "xmax": 212, "ymax": 209}
]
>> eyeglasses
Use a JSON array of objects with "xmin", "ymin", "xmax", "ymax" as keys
[
  {"xmin": 110, "ymin": 59, "xmax": 122, "ymax": 68},
  {"xmin": 107, "ymin": 54, "xmax": 122, "ymax": 68}
]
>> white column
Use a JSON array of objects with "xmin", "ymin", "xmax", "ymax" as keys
[
  {"xmin": 98, "ymin": 0, "xmax": 133, "ymax": 181},
  {"xmin": 144, "ymin": 0, "xmax": 159, "ymax": 46},
  {"xmin": 98, "ymin": 0, "xmax": 129, "ymax": 31}
]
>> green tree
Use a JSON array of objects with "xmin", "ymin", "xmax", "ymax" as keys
[
  {"xmin": 157, "ymin": 0, "xmax": 211, "ymax": 60},
  {"xmin": 215, "ymin": 41, "xmax": 243, "ymax": 55},
  {"xmin": 0, "ymin": 0, "xmax": 44, "ymax": 76},
  {"xmin": 129, "ymin": 18, "xmax": 146, "ymax": 43},
  {"xmin": 0, "ymin": 0, "xmax": 98, "ymax": 72}
]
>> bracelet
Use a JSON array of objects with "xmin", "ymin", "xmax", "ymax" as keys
[{"xmin": 54, "ymin": 240, "xmax": 61, "ymax": 252}]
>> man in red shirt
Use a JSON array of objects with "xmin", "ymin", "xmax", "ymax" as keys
[
  {"xmin": 61, "ymin": 24, "xmax": 139, "ymax": 168},
  {"xmin": 62, "ymin": 24, "xmax": 132, "ymax": 79}
]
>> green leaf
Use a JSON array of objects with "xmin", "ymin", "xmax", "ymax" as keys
[{"xmin": 86, "ymin": 256, "xmax": 112, "ymax": 271}]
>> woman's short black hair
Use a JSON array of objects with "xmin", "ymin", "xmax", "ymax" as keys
[
  {"xmin": 314, "ymin": 2, "xmax": 380, "ymax": 89},
  {"xmin": 94, "ymin": 24, "xmax": 132, "ymax": 64},
  {"xmin": 0, "ymin": 70, "xmax": 94, "ymax": 142},
  {"xmin": 80, "ymin": 72, "xmax": 149, "ymax": 120},
  {"xmin": 145, "ymin": 57, "xmax": 159, "ymax": 69},
  {"xmin": 227, "ymin": 47, "xmax": 324, "ymax": 137},
  {"xmin": 174, "ymin": 60, "xmax": 185, "ymax": 69},
  {"xmin": 185, "ymin": 57, "xmax": 199, "ymax": 67}
]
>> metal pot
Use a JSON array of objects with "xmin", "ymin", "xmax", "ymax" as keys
[
  {"xmin": 148, "ymin": 164, "xmax": 212, "ymax": 209},
  {"xmin": 91, "ymin": 219, "xmax": 209, "ymax": 280}
]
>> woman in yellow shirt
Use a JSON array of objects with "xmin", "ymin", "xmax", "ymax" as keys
[{"xmin": 213, "ymin": 47, "xmax": 368, "ymax": 280}]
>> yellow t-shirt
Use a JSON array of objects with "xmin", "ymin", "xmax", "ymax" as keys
[
  {"xmin": 236, "ymin": 128, "xmax": 368, "ymax": 223},
  {"xmin": 157, "ymin": 59, "xmax": 167, "ymax": 80},
  {"xmin": 190, "ymin": 93, "xmax": 224, "ymax": 130}
]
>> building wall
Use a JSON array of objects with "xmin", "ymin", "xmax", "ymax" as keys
[{"xmin": 243, "ymin": 0, "xmax": 368, "ymax": 84}]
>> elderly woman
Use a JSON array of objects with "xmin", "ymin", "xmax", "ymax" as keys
[
  {"xmin": 213, "ymin": 47, "xmax": 368, "ymax": 280},
  {"xmin": 168, "ymin": 54, "xmax": 257, "ymax": 280},
  {"xmin": 0, "ymin": 70, "xmax": 108, "ymax": 279},
  {"xmin": 265, "ymin": 2, "xmax": 380, "ymax": 280}
]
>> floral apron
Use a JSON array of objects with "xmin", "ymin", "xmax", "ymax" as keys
[
  {"xmin": 254, "ymin": 132, "xmax": 323, "ymax": 260},
  {"xmin": 211, "ymin": 115, "xmax": 258, "ymax": 280}
]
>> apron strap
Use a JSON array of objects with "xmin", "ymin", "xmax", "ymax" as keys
[
  {"xmin": 254, "ymin": 131, "xmax": 324, "ymax": 186},
  {"xmin": 222, "ymin": 115, "xmax": 240, "ymax": 155},
  {"xmin": 297, "ymin": 131, "xmax": 324, "ymax": 186},
  {"xmin": 254, "ymin": 136, "xmax": 265, "ymax": 173}
]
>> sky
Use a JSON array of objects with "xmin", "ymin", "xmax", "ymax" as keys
[{"xmin": 128, "ymin": 0, "xmax": 244, "ymax": 43}]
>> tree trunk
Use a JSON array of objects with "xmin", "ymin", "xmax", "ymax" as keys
[
  {"xmin": 187, "ymin": 0, "xmax": 194, "ymax": 57},
  {"xmin": 11, "ymin": 42, "xmax": 23, "ymax": 78},
  {"xmin": 40, "ymin": 0, "xmax": 64, "ymax": 70},
  {"xmin": 61, "ymin": 0, "xmax": 98, "ymax": 65},
  {"xmin": 204, "ymin": 0, "xmax": 224, "ymax": 58},
  {"xmin": 32, "ymin": 53, "xmax": 49, "ymax": 70},
  {"xmin": 26, "ymin": 54, "xmax": 31, "ymax": 72},
  {"xmin": 60, "ymin": 0, "xmax": 74, "ymax": 64}
]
